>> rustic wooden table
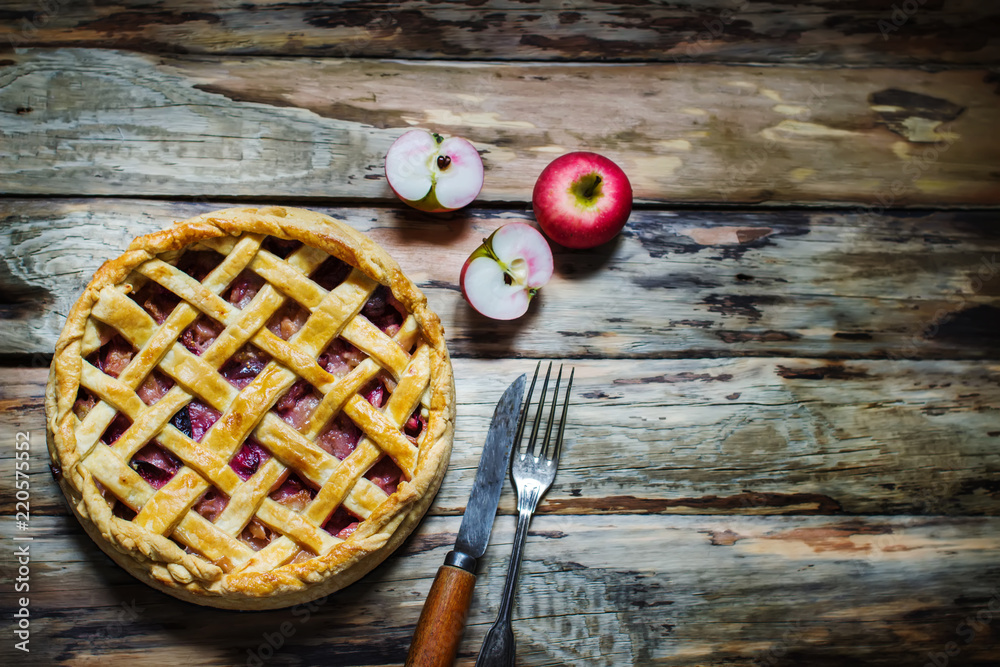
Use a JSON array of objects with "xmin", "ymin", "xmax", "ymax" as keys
[{"xmin": 2, "ymin": 2, "xmax": 999, "ymax": 666}]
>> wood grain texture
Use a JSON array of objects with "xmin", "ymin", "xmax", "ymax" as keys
[
  {"xmin": 1, "ymin": 514, "xmax": 997, "ymax": 666},
  {"xmin": 1, "ymin": 1, "xmax": 998, "ymax": 65},
  {"xmin": 5, "ymin": 355, "xmax": 999, "ymax": 519},
  {"xmin": 3, "ymin": 199, "xmax": 998, "ymax": 360},
  {"xmin": 406, "ymin": 565, "xmax": 478, "ymax": 667},
  {"xmin": 2, "ymin": 50, "xmax": 998, "ymax": 206}
]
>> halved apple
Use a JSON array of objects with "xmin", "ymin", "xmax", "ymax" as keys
[
  {"xmin": 384, "ymin": 129, "xmax": 484, "ymax": 212},
  {"xmin": 460, "ymin": 222, "xmax": 554, "ymax": 320}
]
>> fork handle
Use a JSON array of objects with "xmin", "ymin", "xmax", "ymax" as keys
[
  {"xmin": 406, "ymin": 557, "xmax": 477, "ymax": 667},
  {"xmin": 476, "ymin": 507, "xmax": 534, "ymax": 667}
]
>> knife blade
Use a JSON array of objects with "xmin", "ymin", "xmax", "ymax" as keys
[{"xmin": 405, "ymin": 374, "xmax": 526, "ymax": 667}]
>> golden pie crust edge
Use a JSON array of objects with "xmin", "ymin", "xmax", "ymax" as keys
[{"xmin": 44, "ymin": 206, "xmax": 455, "ymax": 609}]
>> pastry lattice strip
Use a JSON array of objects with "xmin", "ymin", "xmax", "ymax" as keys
[{"xmin": 72, "ymin": 234, "xmax": 433, "ymax": 573}]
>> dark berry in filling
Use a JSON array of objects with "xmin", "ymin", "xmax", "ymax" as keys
[
  {"xmin": 176, "ymin": 250, "xmax": 224, "ymax": 282},
  {"xmin": 361, "ymin": 285, "xmax": 405, "ymax": 333},
  {"xmin": 220, "ymin": 345, "xmax": 270, "ymax": 389},
  {"xmin": 171, "ymin": 401, "xmax": 221, "ymax": 442},
  {"xmin": 112, "ymin": 500, "xmax": 137, "ymax": 521},
  {"xmin": 100, "ymin": 412, "xmax": 132, "ymax": 445},
  {"xmin": 262, "ymin": 236, "xmax": 302, "ymax": 259},
  {"xmin": 229, "ymin": 439, "xmax": 271, "ymax": 481},
  {"xmin": 404, "ymin": 411, "xmax": 426, "ymax": 439},
  {"xmin": 311, "ymin": 255, "xmax": 351, "ymax": 291}
]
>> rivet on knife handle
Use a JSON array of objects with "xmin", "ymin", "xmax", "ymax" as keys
[{"xmin": 405, "ymin": 374, "xmax": 526, "ymax": 667}]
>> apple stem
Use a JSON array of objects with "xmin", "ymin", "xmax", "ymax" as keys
[{"xmin": 584, "ymin": 175, "xmax": 602, "ymax": 199}]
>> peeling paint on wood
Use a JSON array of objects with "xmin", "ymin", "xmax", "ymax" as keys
[
  {"xmin": 5, "ymin": 356, "xmax": 1000, "ymax": 518},
  {"xmin": 2, "ymin": 200, "xmax": 998, "ymax": 360},
  {"xmin": 1, "ymin": 50, "xmax": 999, "ymax": 206},
  {"xmin": 1, "ymin": 1, "xmax": 998, "ymax": 65},
  {"xmin": 5, "ymin": 514, "xmax": 999, "ymax": 666}
]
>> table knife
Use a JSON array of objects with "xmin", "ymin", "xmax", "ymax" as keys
[{"xmin": 405, "ymin": 373, "xmax": 526, "ymax": 667}]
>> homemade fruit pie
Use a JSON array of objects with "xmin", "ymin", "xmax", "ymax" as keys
[{"xmin": 45, "ymin": 206, "xmax": 454, "ymax": 609}]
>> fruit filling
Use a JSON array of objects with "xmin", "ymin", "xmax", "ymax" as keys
[
  {"xmin": 171, "ymin": 401, "xmax": 221, "ymax": 443},
  {"xmin": 219, "ymin": 345, "xmax": 271, "ymax": 389},
  {"xmin": 265, "ymin": 300, "xmax": 309, "ymax": 341},
  {"xmin": 310, "ymin": 255, "xmax": 351, "ymax": 291},
  {"xmin": 270, "ymin": 474, "xmax": 316, "ymax": 512},
  {"xmin": 137, "ymin": 370, "xmax": 174, "ymax": 406},
  {"xmin": 130, "ymin": 443, "xmax": 182, "ymax": 489},
  {"xmin": 73, "ymin": 387, "xmax": 98, "ymax": 420},
  {"xmin": 229, "ymin": 439, "xmax": 271, "ymax": 481},
  {"xmin": 240, "ymin": 519, "xmax": 276, "ymax": 551},
  {"xmin": 176, "ymin": 250, "xmax": 225, "ymax": 282},
  {"xmin": 316, "ymin": 414, "xmax": 362, "ymax": 460},
  {"xmin": 361, "ymin": 285, "xmax": 406, "ymax": 335},
  {"xmin": 180, "ymin": 315, "xmax": 223, "ymax": 356},
  {"xmin": 100, "ymin": 412, "xmax": 132, "ymax": 445},
  {"xmin": 318, "ymin": 338, "xmax": 366, "ymax": 378},
  {"xmin": 404, "ymin": 410, "xmax": 427, "ymax": 442},
  {"xmin": 128, "ymin": 250, "xmax": 221, "ymax": 324},
  {"xmin": 365, "ymin": 456, "xmax": 404, "ymax": 496},
  {"xmin": 193, "ymin": 487, "xmax": 229, "ymax": 523},
  {"xmin": 262, "ymin": 236, "xmax": 302, "ymax": 259},
  {"xmin": 87, "ymin": 333, "xmax": 136, "ymax": 378},
  {"xmin": 224, "ymin": 269, "xmax": 265, "ymax": 309},
  {"xmin": 275, "ymin": 380, "xmax": 319, "ymax": 430},
  {"xmin": 112, "ymin": 499, "xmax": 137, "ymax": 521},
  {"xmin": 235, "ymin": 475, "xmax": 318, "ymax": 550},
  {"xmin": 131, "ymin": 281, "xmax": 180, "ymax": 325},
  {"xmin": 322, "ymin": 505, "xmax": 360, "ymax": 539},
  {"xmin": 362, "ymin": 379, "xmax": 388, "ymax": 409}
]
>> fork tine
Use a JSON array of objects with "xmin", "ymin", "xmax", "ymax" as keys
[
  {"xmin": 538, "ymin": 365, "xmax": 563, "ymax": 460},
  {"xmin": 550, "ymin": 367, "xmax": 574, "ymax": 465},
  {"xmin": 524, "ymin": 362, "xmax": 552, "ymax": 457},
  {"xmin": 513, "ymin": 362, "xmax": 540, "ymax": 457}
]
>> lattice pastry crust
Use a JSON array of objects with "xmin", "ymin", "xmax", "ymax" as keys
[{"xmin": 45, "ymin": 206, "xmax": 454, "ymax": 609}]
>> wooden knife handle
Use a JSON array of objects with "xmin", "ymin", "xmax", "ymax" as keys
[{"xmin": 405, "ymin": 563, "xmax": 477, "ymax": 667}]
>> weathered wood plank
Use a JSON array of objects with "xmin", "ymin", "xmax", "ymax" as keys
[
  {"xmin": 2, "ymin": 200, "xmax": 998, "ymax": 360},
  {"xmin": 1, "ymin": 1, "xmax": 998, "ymax": 65},
  {"xmin": 2, "ymin": 49, "xmax": 998, "ymax": 206},
  {"xmin": 2, "ymin": 514, "xmax": 997, "ymax": 665},
  {"xmin": 5, "ymin": 354, "xmax": 999, "ymax": 518}
]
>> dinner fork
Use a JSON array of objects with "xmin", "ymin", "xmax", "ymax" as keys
[{"xmin": 476, "ymin": 362, "xmax": 573, "ymax": 667}]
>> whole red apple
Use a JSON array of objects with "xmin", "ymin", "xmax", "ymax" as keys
[{"xmin": 531, "ymin": 152, "xmax": 633, "ymax": 249}]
